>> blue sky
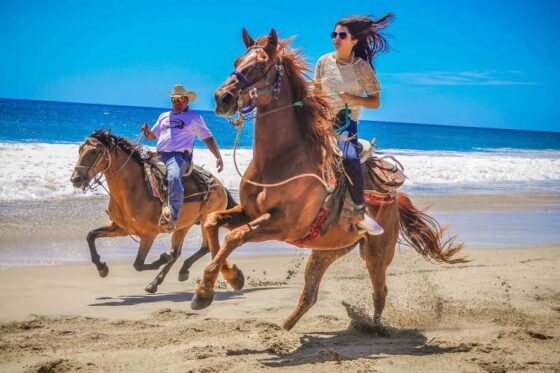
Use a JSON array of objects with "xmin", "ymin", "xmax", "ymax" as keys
[{"xmin": 1, "ymin": 0, "xmax": 559, "ymax": 132}]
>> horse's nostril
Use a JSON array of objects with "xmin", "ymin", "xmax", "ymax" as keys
[
  {"xmin": 71, "ymin": 175, "xmax": 83, "ymax": 184},
  {"xmin": 220, "ymin": 92, "xmax": 235, "ymax": 106}
]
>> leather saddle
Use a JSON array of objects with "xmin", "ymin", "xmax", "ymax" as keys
[
  {"xmin": 144, "ymin": 158, "xmax": 216, "ymax": 204},
  {"xmin": 357, "ymin": 139, "xmax": 405, "ymax": 193}
]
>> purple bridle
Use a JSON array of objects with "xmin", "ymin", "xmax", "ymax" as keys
[{"xmin": 229, "ymin": 55, "xmax": 284, "ymax": 115}]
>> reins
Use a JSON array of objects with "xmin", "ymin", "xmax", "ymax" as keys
[{"xmin": 227, "ymin": 56, "xmax": 334, "ymax": 191}]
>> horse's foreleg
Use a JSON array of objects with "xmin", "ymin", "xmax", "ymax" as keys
[
  {"xmin": 191, "ymin": 211, "xmax": 281, "ymax": 310},
  {"xmin": 133, "ymin": 235, "xmax": 162, "ymax": 271},
  {"xmin": 145, "ymin": 227, "xmax": 190, "ymax": 293},
  {"xmin": 282, "ymin": 246, "xmax": 354, "ymax": 330},
  {"xmin": 87, "ymin": 223, "xmax": 128, "ymax": 277},
  {"xmin": 203, "ymin": 205, "xmax": 250, "ymax": 290}
]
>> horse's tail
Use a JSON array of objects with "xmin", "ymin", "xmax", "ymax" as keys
[
  {"xmin": 397, "ymin": 193, "xmax": 468, "ymax": 264},
  {"xmin": 225, "ymin": 188, "xmax": 239, "ymax": 210}
]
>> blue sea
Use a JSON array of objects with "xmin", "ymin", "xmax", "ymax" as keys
[
  {"xmin": 0, "ymin": 97, "xmax": 559, "ymax": 266},
  {"xmin": 2, "ymin": 97, "xmax": 559, "ymax": 151}
]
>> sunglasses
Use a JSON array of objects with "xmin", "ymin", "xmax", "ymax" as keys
[
  {"xmin": 171, "ymin": 96, "xmax": 187, "ymax": 103},
  {"xmin": 330, "ymin": 31, "xmax": 349, "ymax": 40}
]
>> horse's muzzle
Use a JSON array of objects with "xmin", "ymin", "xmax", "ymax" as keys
[
  {"xmin": 70, "ymin": 173, "xmax": 87, "ymax": 189},
  {"xmin": 214, "ymin": 90, "xmax": 238, "ymax": 117}
]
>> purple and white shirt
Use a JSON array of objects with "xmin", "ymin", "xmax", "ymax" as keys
[{"xmin": 151, "ymin": 110, "xmax": 213, "ymax": 153}]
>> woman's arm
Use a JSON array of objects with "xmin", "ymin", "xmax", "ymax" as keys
[{"xmin": 340, "ymin": 92, "xmax": 380, "ymax": 109}]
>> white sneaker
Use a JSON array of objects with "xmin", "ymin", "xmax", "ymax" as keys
[{"xmin": 357, "ymin": 215, "xmax": 384, "ymax": 235}]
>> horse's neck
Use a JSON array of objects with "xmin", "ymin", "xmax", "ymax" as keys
[
  {"xmin": 253, "ymin": 89, "xmax": 304, "ymax": 165},
  {"xmin": 104, "ymin": 149, "xmax": 143, "ymax": 201}
]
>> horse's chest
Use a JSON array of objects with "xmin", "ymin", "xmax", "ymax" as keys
[{"xmin": 240, "ymin": 188, "xmax": 277, "ymax": 218}]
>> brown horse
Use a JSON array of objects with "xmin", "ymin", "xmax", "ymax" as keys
[
  {"xmin": 70, "ymin": 130, "xmax": 235, "ymax": 293},
  {"xmin": 191, "ymin": 29, "xmax": 466, "ymax": 331}
]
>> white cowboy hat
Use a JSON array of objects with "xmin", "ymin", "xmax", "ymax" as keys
[{"xmin": 169, "ymin": 84, "xmax": 197, "ymax": 102}]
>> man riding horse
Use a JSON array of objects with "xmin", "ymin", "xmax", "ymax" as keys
[{"xmin": 141, "ymin": 84, "xmax": 224, "ymax": 232}]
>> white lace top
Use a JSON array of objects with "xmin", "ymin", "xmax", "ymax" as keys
[{"xmin": 315, "ymin": 52, "xmax": 380, "ymax": 121}]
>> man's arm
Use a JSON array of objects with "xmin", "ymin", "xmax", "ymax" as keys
[{"xmin": 203, "ymin": 137, "xmax": 224, "ymax": 172}]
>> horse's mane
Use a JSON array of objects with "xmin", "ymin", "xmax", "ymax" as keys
[
  {"xmin": 90, "ymin": 130, "xmax": 153, "ymax": 164},
  {"xmin": 254, "ymin": 36, "xmax": 336, "ymax": 161}
]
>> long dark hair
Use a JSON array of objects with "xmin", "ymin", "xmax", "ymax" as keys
[{"xmin": 336, "ymin": 13, "xmax": 394, "ymax": 67}]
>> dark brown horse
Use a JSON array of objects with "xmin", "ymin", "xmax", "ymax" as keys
[
  {"xmin": 70, "ymin": 130, "xmax": 235, "ymax": 293},
  {"xmin": 191, "ymin": 29, "xmax": 465, "ymax": 331}
]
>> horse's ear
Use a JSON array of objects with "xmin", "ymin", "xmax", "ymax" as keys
[
  {"xmin": 265, "ymin": 28, "xmax": 278, "ymax": 55},
  {"xmin": 242, "ymin": 28, "xmax": 255, "ymax": 49}
]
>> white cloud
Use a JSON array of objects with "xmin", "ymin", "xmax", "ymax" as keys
[{"xmin": 378, "ymin": 71, "xmax": 536, "ymax": 86}]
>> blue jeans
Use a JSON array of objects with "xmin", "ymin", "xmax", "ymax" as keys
[
  {"xmin": 159, "ymin": 151, "xmax": 192, "ymax": 223},
  {"xmin": 337, "ymin": 119, "xmax": 364, "ymax": 205}
]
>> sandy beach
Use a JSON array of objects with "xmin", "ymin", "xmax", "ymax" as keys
[{"xmin": 1, "ymin": 194, "xmax": 559, "ymax": 372}]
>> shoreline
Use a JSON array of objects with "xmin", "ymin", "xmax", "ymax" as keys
[{"xmin": 1, "ymin": 193, "xmax": 559, "ymax": 269}]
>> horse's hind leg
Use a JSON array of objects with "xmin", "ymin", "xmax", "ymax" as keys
[
  {"xmin": 178, "ymin": 228, "xmax": 209, "ymax": 282},
  {"xmin": 87, "ymin": 223, "xmax": 128, "ymax": 277},
  {"xmin": 145, "ymin": 227, "xmax": 190, "ymax": 294},
  {"xmin": 361, "ymin": 237, "xmax": 395, "ymax": 327},
  {"xmin": 283, "ymin": 246, "xmax": 354, "ymax": 330}
]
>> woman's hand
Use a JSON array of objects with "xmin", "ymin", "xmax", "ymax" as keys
[{"xmin": 339, "ymin": 92, "xmax": 359, "ymax": 106}]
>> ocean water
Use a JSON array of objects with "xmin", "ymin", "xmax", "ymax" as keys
[{"xmin": 0, "ymin": 97, "xmax": 559, "ymax": 201}]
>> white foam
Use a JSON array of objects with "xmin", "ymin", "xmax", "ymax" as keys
[{"xmin": 0, "ymin": 142, "xmax": 559, "ymax": 202}]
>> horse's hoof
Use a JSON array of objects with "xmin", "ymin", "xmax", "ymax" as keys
[
  {"xmin": 145, "ymin": 283, "xmax": 158, "ymax": 294},
  {"xmin": 178, "ymin": 271, "xmax": 189, "ymax": 282},
  {"xmin": 160, "ymin": 252, "xmax": 174, "ymax": 264},
  {"xmin": 190, "ymin": 292, "xmax": 215, "ymax": 310},
  {"xmin": 98, "ymin": 263, "xmax": 109, "ymax": 278},
  {"xmin": 282, "ymin": 319, "xmax": 295, "ymax": 331},
  {"xmin": 372, "ymin": 318, "xmax": 391, "ymax": 337},
  {"xmin": 229, "ymin": 267, "xmax": 245, "ymax": 291}
]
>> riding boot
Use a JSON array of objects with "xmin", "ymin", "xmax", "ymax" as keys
[{"xmin": 353, "ymin": 204, "xmax": 384, "ymax": 235}]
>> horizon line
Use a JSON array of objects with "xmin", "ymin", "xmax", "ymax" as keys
[{"xmin": 1, "ymin": 96, "xmax": 559, "ymax": 135}]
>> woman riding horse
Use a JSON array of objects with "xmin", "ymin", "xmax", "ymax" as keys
[
  {"xmin": 191, "ymin": 29, "xmax": 465, "ymax": 331},
  {"xmin": 315, "ymin": 14, "xmax": 394, "ymax": 234}
]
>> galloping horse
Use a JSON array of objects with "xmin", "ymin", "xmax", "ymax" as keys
[
  {"xmin": 70, "ymin": 130, "xmax": 235, "ymax": 293},
  {"xmin": 191, "ymin": 29, "xmax": 466, "ymax": 330}
]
